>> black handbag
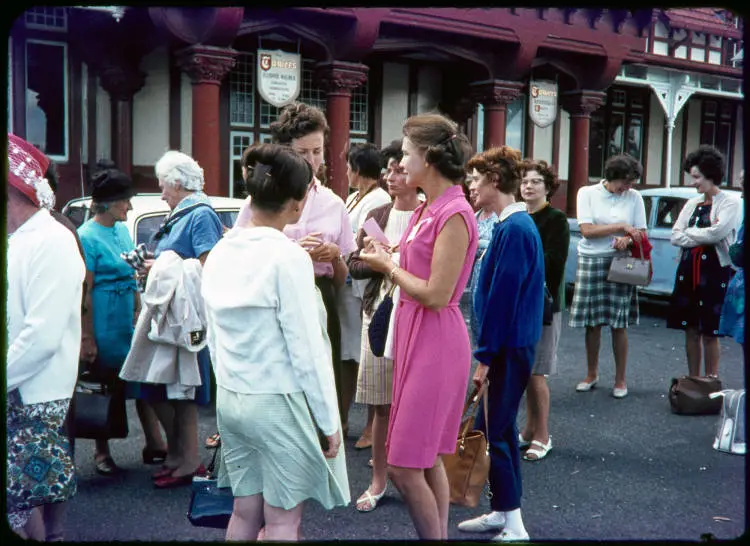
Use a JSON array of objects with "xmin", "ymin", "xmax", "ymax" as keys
[
  {"xmin": 368, "ymin": 283, "xmax": 396, "ymax": 358},
  {"xmin": 187, "ymin": 446, "xmax": 234, "ymax": 529},
  {"xmin": 543, "ymin": 283, "xmax": 554, "ymax": 326},
  {"xmin": 72, "ymin": 370, "xmax": 129, "ymax": 440}
]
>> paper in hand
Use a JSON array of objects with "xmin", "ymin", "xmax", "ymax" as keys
[{"xmin": 362, "ymin": 217, "xmax": 390, "ymax": 245}]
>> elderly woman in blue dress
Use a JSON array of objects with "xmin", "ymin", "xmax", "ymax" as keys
[
  {"xmin": 77, "ymin": 168, "xmax": 167, "ymax": 475},
  {"xmin": 133, "ymin": 151, "xmax": 224, "ymax": 488}
]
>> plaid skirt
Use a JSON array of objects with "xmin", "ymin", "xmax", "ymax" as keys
[{"xmin": 569, "ymin": 254, "xmax": 639, "ymax": 329}]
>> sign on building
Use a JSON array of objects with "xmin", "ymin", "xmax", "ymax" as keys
[
  {"xmin": 257, "ymin": 49, "xmax": 301, "ymax": 108},
  {"xmin": 529, "ymin": 80, "xmax": 558, "ymax": 128}
]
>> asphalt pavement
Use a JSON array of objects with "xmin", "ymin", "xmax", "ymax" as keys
[{"xmin": 62, "ymin": 299, "xmax": 746, "ymax": 541}]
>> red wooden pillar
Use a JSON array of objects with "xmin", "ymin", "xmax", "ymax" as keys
[
  {"xmin": 99, "ymin": 65, "xmax": 146, "ymax": 177},
  {"xmin": 315, "ymin": 61, "xmax": 369, "ymax": 200},
  {"xmin": 177, "ymin": 45, "xmax": 238, "ymax": 196},
  {"xmin": 560, "ymin": 90, "xmax": 606, "ymax": 217},
  {"xmin": 470, "ymin": 80, "xmax": 524, "ymax": 149}
]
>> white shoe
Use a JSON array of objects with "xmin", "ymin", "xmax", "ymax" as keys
[
  {"xmin": 492, "ymin": 528, "xmax": 530, "ymax": 542},
  {"xmin": 458, "ymin": 513, "xmax": 506, "ymax": 533},
  {"xmin": 612, "ymin": 386, "xmax": 628, "ymax": 399},
  {"xmin": 576, "ymin": 377, "xmax": 599, "ymax": 392}
]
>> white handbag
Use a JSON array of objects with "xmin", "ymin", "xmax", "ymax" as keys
[{"xmin": 710, "ymin": 389, "xmax": 746, "ymax": 455}]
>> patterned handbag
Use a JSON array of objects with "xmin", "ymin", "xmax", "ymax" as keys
[
  {"xmin": 6, "ymin": 390, "xmax": 77, "ymax": 511},
  {"xmin": 368, "ymin": 283, "xmax": 397, "ymax": 358}
]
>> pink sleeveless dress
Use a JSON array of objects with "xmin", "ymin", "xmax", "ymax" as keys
[{"xmin": 386, "ymin": 185, "xmax": 479, "ymax": 468}]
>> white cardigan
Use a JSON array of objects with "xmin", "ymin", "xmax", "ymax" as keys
[
  {"xmin": 671, "ymin": 190, "xmax": 742, "ymax": 268},
  {"xmin": 202, "ymin": 227, "xmax": 340, "ymax": 436},
  {"xmin": 7, "ymin": 210, "xmax": 85, "ymax": 404}
]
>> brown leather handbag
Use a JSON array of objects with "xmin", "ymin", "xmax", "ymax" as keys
[
  {"xmin": 669, "ymin": 376, "xmax": 723, "ymax": 415},
  {"xmin": 443, "ymin": 382, "xmax": 490, "ymax": 508}
]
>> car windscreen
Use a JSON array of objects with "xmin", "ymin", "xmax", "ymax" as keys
[{"xmin": 135, "ymin": 209, "xmax": 240, "ymax": 252}]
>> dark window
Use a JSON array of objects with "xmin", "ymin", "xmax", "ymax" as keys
[
  {"xmin": 135, "ymin": 214, "xmax": 167, "ymax": 251},
  {"xmin": 700, "ymin": 99, "xmax": 735, "ymax": 184},
  {"xmin": 588, "ymin": 86, "xmax": 649, "ymax": 181},
  {"xmin": 654, "ymin": 197, "xmax": 687, "ymax": 228},
  {"xmin": 25, "ymin": 40, "xmax": 67, "ymax": 159},
  {"xmin": 63, "ymin": 204, "xmax": 89, "ymax": 229},
  {"xmin": 643, "ymin": 196, "xmax": 653, "ymax": 226}
]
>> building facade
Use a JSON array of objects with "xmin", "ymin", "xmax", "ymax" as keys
[{"xmin": 8, "ymin": 7, "xmax": 744, "ymax": 213}]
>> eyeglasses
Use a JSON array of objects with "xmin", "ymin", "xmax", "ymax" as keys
[{"xmin": 521, "ymin": 178, "xmax": 545, "ymax": 186}]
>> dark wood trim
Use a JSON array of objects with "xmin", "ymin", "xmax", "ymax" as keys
[
  {"xmin": 547, "ymin": 106, "xmax": 557, "ymax": 166},
  {"xmin": 219, "ymin": 78, "xmax": 230, "ymax": 196},
  {"xmin": 369, "ymin": 61, "xmax": 383, "ymax": 147},
  {"xmin": 407, "ymin": 63, "xmax": 418, "ymax": 118},
  {"xmin": 12, "ymin": 35, "xmax": 27, "ymax": 137},
  {"xmin": 641, "ymin": 87, "xmax": 651, "ymax": 184},
  {"xmin": 68, "ymin": 49, "xmax": 82, "ymax": 168},
  {"xmin": 86, "ymin": 61, "xmax": 97, "ymax": 174},
  {"xmin": 168, "ymin": 51, "xmax": 182, "ymax": 150},
  {"xmin": 679, "ymin": 97, "xmax": 690, "ymax": 185},
  {"xmin": 130, "ymin": 164, "xmax": 159, "ymax": 194}
]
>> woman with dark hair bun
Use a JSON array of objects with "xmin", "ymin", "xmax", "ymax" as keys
[
  {"xmin": 669, "ymin": 145, "xmax": 742, "ymax": 377},
  {"xmin": 235, "ymin": 102, "xmax": 357, "ymax": 437},
  {"xmin": 202, "ymin": 143, "xmax": 349, "ymax": 541},
  {"xmin": 359, "ymin": 113, "xmax": 478, "ymax": 539}
]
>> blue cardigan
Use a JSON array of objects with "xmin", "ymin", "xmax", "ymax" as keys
[{"xmin": 473, "ymin": 209, "xmax": 545, "ymax": 364}]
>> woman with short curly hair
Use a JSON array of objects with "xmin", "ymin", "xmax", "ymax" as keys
[
  {"xmin": 517, "ymin": 159, "xmax": 569, "ymax": 463},
  {"xmin": 458, "ymin": 146, "xmax": 544, "ymax": 541},
  {"xmin": 668, "ymin": 145, "xmax": 742, "ymax": 377},
  {"xmin": 359, "ymin": 113, "xmax": 478, "ymax": 539}
]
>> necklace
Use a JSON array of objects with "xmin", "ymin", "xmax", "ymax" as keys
[{"xmin": 346, "ymin": 182, "xmax": 378, "ymax": 213}]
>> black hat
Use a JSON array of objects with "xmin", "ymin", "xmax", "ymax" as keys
[{"xmin": 91, "ymin": 168, "xmax": 135, "ymax": 203}]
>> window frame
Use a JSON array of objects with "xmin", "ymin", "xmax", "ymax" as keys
[
  {"xmin": 24, "ymin": 7, "xmax": 68, "ymax": 32},
  {"xmin": 229, "ymin": 131, "xmax": 255, "ymax": 199},
  {"xmin": 699, "ymin": 98, "xmax": 736, "ymax": 185},
  {"xmin": 25, "ymin": 38, "xmax": 70, "ymax": 162}
]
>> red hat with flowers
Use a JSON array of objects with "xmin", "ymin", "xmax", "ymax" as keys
[{"xmin": 7, "ymin": 133, "xmax": 55, "ymax": 209}]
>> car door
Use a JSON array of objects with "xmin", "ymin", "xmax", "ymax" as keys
[{"xmin": 645, "ymin": 195, "xmax": 687, "ymax": 296}]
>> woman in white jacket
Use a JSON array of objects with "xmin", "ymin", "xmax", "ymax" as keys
[
  {"xmin": 202, "ymin": 144, "xmax": 349, "ymax": 542},
  {"xmin": 669, "ymin": 145, "xmax": 741, "ymax": 378}
]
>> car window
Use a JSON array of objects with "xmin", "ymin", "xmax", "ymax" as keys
[
  {"xmin": 643, "ymin": 196, "xmax": 653, "ymax": 227},
  {"xmin": 64, "ymin": 205, "xmax": 90, "ymax": 229},
  {"xmin": 135, "ymin": 209, "xmax": 239, "ymax": 252},
  {"xmin": 135, "ymin": 214, "xmax": 167, "ymax": 252},
  {"xmin": 654, "ymin": 197, "xmax": 687, "ymax": 229}
]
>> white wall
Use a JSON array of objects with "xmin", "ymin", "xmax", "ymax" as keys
[
  {"xmin": 416, "ymin": 65, "xmax": 441, "ymax": 114},
  {"xmin": 96, "ymin": 78, "xmax": 111, "ymax": 162},
  {"xmin": 132, "ymin": 47, "xmax": 170, "ymax": 166},
  {"xmin": 732, "ymin": 104, "xmax": 743, "ymax": 185},
  {"xmin": 379, "ymin": 62, "xmax": 409, "ymax": 145},
  {"xmin": 180, "ymin": 73, "xmax": 192, "ymax": 156},
  {"xmin": 646, "ymin": 93, "xmax": 664, "ymax": 185},
  {"xmin": 533, "ymin": 122, "xmax": 554, "ymax": 164},
  {"xmin": 557, "ymin": 109, "xmax": 570, "ymax": 180}
]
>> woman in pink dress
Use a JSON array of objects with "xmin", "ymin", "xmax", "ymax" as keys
[{"xmin": 360, "ymin": 113, "xmax": 478, "ymax": 539}]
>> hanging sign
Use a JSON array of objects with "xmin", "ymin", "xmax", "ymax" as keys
[
  {"xmin": 529, "ymin": 80, "xmax": 558, "ymax": 128},
  {"xmin": 257, "ymin": 49, "xmax": 301, "ymax": 107}
]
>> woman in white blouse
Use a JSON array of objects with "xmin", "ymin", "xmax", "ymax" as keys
[
  {"xmin": 202, "ymin": 144, "xmax": 349, "ymax": 541},
  {"xmin": 568, "ymin": 154, "xmax": 647, "ymax": 399}
]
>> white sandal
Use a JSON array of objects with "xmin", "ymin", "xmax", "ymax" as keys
[
  {"xmin": 522, "ymin": 437, "xmax": 552, "ymax": 462},
  {"xmin": 355, "ymin": 485, "xmax": 387, "ymax": 512}
]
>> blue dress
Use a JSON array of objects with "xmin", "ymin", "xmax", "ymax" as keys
[
  {"xmin": 77, "ymin": 220, "xmax": 139, "ymax": 396},
  {"xmin": 719, "ymin": 221, "xmax": 744, "ymax": 345},
  {"xmin": 469, "ymin": 210, "xmax": 498, "ymax": 343},
  {"xmin": 143, "ymin": 192, "xmax": 223, "ymax": 406}
]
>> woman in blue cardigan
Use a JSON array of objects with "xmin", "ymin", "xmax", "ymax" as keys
[{"xmin": 458, "ymin": 146, "xmax": 545, "ymax": 542}]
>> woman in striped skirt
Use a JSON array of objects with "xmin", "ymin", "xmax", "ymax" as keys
[{"xmin": 569, "ymin": 154, "xmax": 647, "ymax": 399}]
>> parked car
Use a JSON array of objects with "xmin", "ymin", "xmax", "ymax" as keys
[
  {"xmin": 564, "ymin": 187, "xmax": 742, "ymax": 298},
  {"xmin": 61, "ymin": 193, "xmax": 245, "ymax": 251}
]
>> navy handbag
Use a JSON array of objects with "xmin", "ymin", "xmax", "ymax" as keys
[
  {"xmin": 368, "ymin": 283, "xmax": 396, "ymax": 357},
  {"xmin": 187, "ymin": 445, "xmax": 234, "ymax": 529}
]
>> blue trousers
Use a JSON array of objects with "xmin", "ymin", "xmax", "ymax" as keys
[{"xmin": 474, "ymin": 345, "xmax": 535, "ymax": 512}]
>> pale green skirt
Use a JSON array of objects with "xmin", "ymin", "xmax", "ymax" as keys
[{"xmin": 216, "ymin": 388, "xmax": 350, "ymax": 510}]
